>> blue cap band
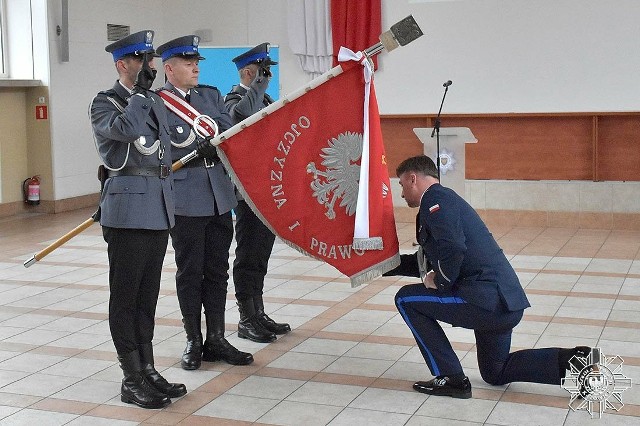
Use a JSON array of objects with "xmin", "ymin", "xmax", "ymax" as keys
[
  {"xmin": 161, "ymin": 45, "xmax": 199, "ymax": 61},
  {"xmin": 235, "ymin": 52, "xmax": 269, "ymax": 69},
  {"xmin": 112, "ymin": 42, "xmax": 153, "ymax": 61}
]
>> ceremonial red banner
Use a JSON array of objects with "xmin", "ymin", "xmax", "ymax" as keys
[{"xmin": 217, "ymin": 60, "xmax": 399, "ymax": 286}]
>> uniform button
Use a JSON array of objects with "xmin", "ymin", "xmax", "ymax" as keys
[{"xmin": 142, "ymin": 104, "xmax": 148, "ymax": 109}]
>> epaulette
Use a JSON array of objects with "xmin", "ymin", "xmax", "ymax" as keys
[
  {"xmin": 97, "ymin": 88, "xmax": 127, "ymax": 109},
  {"xmin": 196, "ymin": 84, "xmax": 219, "ymax": 90},
  {"xmin": 98, "ymin": 88, "xmax": 117, "ymax": 97},
  {"xmin": 224, "ymin": 92, "xmax": 242, "ymax": 102}
]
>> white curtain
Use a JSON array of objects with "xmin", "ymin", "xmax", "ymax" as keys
[{"xmin": 287, "ymin": 0, "xmax": 333, "ymax": 79}]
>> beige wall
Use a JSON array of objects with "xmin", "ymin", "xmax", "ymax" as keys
[
  {"xmin": 25, "ymin": 86, "xmax": 54, "ymax": 201},
  {"xmin": 0, "ymin": 88, "xmax": 29, "ymax": 204},
  {"xmin": 0, "ymin": 86, "xmax": 54, "ymax": 214}
]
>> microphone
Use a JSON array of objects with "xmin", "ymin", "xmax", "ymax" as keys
[{"xmin": 443, "ymin": 80, "xmax": 452, "ymax": 87}]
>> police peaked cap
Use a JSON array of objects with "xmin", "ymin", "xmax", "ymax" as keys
[
  {"xmin": 156, "ymin": 35, "xmax": 205, "ymax": 62},
  {"xmin": 105, "ymin": 30, "xmax": 156, "ymax": 61},
  {"xmin": 232, "ymin": 42, "xmax": 278, "ymax": 70}
]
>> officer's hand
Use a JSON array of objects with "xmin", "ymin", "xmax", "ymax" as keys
[
  {"xmin": 196, "ymin": 137, "xmax": 218, "ymax": 159},
  {"xmin": 250, "ymin": 69, "xmax": 269, "ymax": 93},
  {"xmin": 133, "ymin": 53, "xmax": 157, "ymax": 95},
  {"xmin": 423, "ymin": 271, "xmax": 437, "ymax": 290},
  {"xmin": 260, "ymin": 64, "xmax": 272, "ymax": 78}
]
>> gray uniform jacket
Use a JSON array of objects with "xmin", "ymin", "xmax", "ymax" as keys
[
  {"xmin": 161, "ymin": 82, "xmax": 236, "ymax": 217},
  {"xmin": 90, "ymin": 81, "xmax": 175, "ymax": 230},
  {"xmin": 225, "ymin": 84, "xmax": 274, "ymax": 123}
]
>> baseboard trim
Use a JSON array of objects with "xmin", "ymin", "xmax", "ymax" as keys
[
  {"xmin": 2, "ymin": 198, "xmax": 638, "ymax": 230},
  {"xmin": 0, "ymin": 193, "xmax": 100, "ymax": 218},
  {"xmin": 393, "ymin": 207, "xmax": 640, "ymax": 230}
]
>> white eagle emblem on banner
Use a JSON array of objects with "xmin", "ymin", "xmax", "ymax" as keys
[{"xmin": 306, "ymin": 131, "xmax": 363, "ymax": 220}]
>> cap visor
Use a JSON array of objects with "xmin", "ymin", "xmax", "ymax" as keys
[{"xmin": 175, "ymin": 53, "xmax": 205, "ymax": 61}]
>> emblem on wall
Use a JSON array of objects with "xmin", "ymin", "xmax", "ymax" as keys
[{"xmin": 438, "ymin": 148, "xmax": 456, "ymax": 175}]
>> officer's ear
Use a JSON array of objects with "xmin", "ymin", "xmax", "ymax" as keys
[
  {"xmin": 163, "ymin": 62, "xmax": 171, "ymax": 76},
  {"xmin": 115, "ymin": 57, "xmax": 136, "ymax": 74}
]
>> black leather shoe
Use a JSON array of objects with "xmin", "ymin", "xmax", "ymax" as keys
[
  {"xmin": 413, "ymin": 376, "xmax": 472, "ymax": 399},
  {"xmin": 181, "ymin": 315, "xmax": 203, "ymax": 370},
  {"xmin": 256, "ymin": 312, "xmax": 291, "ymax": 335},
  {"xmin": 202, "ymin": 337, "xmax": 254, "ymax": 365},
  {"xmin": 118, "ymin": 350, "xmax": 171, "ymax": 409},
  {"xmin": 254, "ymin": 296, "xmax": 291, "ymax": 335},
  {"xmin": 203, "ymin": 310, "xmax": 254, "ymax": 365},
  {"xmin": 559, "ymin": 346, "xmax": 592, "ymax": 378},
  {"xmin": 142, "ymin": 365, "xmax": 187, "ymax": 398},
  {"xmin": 238, "ymin": 319, "xmax": 277, "ymax": 343},
  {"xmin": 138, "ymin": 343, "xmax": 187, "ymax": 398},
  {"xmin": 181, "ymin": 339, "xmax": 203, "ymax": 370},
  {"xmin": 237, "ymin": 299, "xmax": 276, "ymax": 343},
  {"xmin": 121, "ymin": 372, "xmax": 172, "ymax": 409}
]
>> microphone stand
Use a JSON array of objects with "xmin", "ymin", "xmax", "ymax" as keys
[{"xmin": 431, "ymin": 81, "xmax": 452, "ymax": 180}]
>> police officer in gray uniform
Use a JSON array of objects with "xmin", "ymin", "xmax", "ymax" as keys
[
  {"xmin": 225, "ymin": 43, "xmax": 291, "ymax": 343},
  {"xmin": 155, "ymin": 35, "xmax": 253, "ymax": 370},
  {"xmin": 91, "ymin": 30, "xmax": 186, "ymax": 409},
  {"xmin": 387, "ymin": 155, "xmax": 590, "ymax": 399}
]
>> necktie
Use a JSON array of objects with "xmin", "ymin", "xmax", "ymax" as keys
[{"xmin": 185, "ymin": 93, "xmax": 191, "ymax": 103}]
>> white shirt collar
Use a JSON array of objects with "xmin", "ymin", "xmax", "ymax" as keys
[
  {"xmin": 239, "ymin": 82, "xmax": 250, "ymax": 90},
  {"xmin": 118, "ymin": 80, "xmax": 134, "ymax": 95},
  {"xmin": 174, "ymin": 86, "xmax": 189, "ymax": 98}
]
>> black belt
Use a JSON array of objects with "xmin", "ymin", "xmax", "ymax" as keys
[
  {"xmin": 107, "ymin": 165, "xmax": 170, "ymax": 179},
  {"xmin": 182, "ymin": 157, "xmax": 220, "ymax": 168}
]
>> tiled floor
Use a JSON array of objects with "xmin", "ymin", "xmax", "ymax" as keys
[{"xmin": 0, "ymin": 207, "xmax": 639, "ymax": 425}]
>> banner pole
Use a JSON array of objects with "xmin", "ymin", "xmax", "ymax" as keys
[{"xmin": 24, "ymin": 210, "xmax": 99, "ymax": 268}]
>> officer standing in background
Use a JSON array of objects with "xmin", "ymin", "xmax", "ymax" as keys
[
  {"xmin": 155, "ymin": 35, "xmax": 253, "ymax": 371},
  {"xmin": 387, "ymin": 155, "xmax": 590, "ymax": 398},
  {"xmin": 91, "ymin": 30, "xmax": 186, "ymax": 409},
  {"xmin": 225, "ymin": 43, "xmax": 291, "ymax": 343}
]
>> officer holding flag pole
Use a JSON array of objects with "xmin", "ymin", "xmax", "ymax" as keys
[{"xmin": 155, "ymin": 35, "xmax": 253, "ymax": 371}]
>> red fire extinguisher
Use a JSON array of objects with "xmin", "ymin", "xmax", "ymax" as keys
[{"xmin": 23, "ymin": 175, "xmax": 41, "ymax": 205}]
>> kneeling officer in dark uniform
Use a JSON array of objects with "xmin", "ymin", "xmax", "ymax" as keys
[
  {"xmin": 155, "ymin": 35, "xmax": 253, "ymax": 370},
  {"xmin": 91, "ymin": 30, "xmax": 186, "ymax": 409},
  {"xmin": 387, "ymin": 155, "xmax": 589, "ymax": 398}
]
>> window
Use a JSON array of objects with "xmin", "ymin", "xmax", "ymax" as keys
[{"xmin": 0, "ymin": 0, "xmax": 6, "ymax": 77}]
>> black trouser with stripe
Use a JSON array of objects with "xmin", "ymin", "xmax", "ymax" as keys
[{"xmin": 395, "ymin": 283, "xmax": 562, "ymax": 385}]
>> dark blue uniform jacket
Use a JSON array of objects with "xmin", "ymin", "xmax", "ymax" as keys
[{"xmin": 396, "ymin": 184, "xmax": 530, "ymax": 312}]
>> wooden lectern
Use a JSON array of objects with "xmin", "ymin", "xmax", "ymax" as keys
[{"xmin": 413, "ymin": 127, "xmax": 477, "ymax": 199}]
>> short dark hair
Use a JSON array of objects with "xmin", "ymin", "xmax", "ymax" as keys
[{"xmin": 396, "ymin": 155, "xmax": 439, "ymax": 179}]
